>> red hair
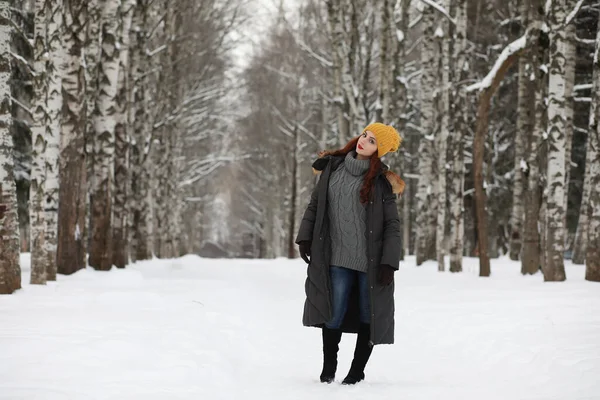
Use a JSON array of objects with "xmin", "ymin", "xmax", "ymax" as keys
[{"xmin": 319, "ymin": 136, "xmax": 382, "ymax": 204}]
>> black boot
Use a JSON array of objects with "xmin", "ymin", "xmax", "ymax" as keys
[
  {"xmin": 342, "ymin": 323, "xmax": 373, "ymax": 385},
  {"xmin": 320, "ymin": 327, "xmax": 342, "ymax": 383}
]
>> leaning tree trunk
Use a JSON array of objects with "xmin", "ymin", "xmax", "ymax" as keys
[
  {"xmin": 449, "ymin": 0, "xmax": 467, "ymax": 272},
  {"xmin": 508, "ymin": 0, "xmax": 532, "ymax": 261},
  {"xmin": 469, "ymin": 36, "xmax": 525, "ymax": 277},
  {"xmin": 89, "ymin": 0, "xmax": 121, "ymax": 271},
  {"xmin": 585, "ymin": 17, "xmax": 600, "ymax": 282},
  {"xmin": 29, "ymin": 0, "xmax": 49, "ymax": 285},
  {"xmin": 0, "ymin": 0, "xmax": 21, "ymax": 294},
  {"xmin": 112, "ymin": 0, "xmax": 136, "ymax": 268},
  {"xmin": 522, "ymin": 4, "xmax": 546, "ymax": 275},
  {"xmin": 43, "ymin": 0, "xmax": 64, "ymax": 281},
  {"xmin": 57, "ymin": 0, "xmax": 87, "ymax": 275},
  {"xmin": 415, "ymin": 3, "xmax": 436, "ymax": 266},
  {"xmin": 543, "ymin": 0, "xmax": 572, "ymax": 282}
]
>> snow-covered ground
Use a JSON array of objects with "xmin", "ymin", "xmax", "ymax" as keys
[{"xmin": 1, "ymin": 254, "xmax": 599, "ymax": 400}]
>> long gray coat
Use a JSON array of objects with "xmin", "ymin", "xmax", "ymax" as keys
[{"xmin": 295, "ymin": 155, "xmax": 403, "ymax": 345}]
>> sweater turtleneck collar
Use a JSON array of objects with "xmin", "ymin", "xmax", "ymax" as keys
[{"xmin": 344, "ymin": 151, "xmax": 370, "ymax": 176}]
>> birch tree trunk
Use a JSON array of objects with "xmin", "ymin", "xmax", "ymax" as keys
[
  {"xmin": 84, "ymin": 0, "xmax": 101, "ymax": 262},
  {"xmin": 522, "ymin": 2, "xmax": 546, "ymax": 275},
  {"xmin": 326, "ymin": 0, "xmax": 349, "ymax": 144},
  {"xmin": 543, "ymin": 0, "xmax": 571, "ymax": 282},
  {"xmin": 449, "ymin": 0, "xmax": 467, "ymax": 272},
  {"xmin": 129, "ymin": 1, "xmax": 151, "ymax": 261},
  {"xmin": 29, "ymin": 0, "xmax": 49, "ymax": 284},
  {"xmin": 508, "ymin": 0, "xmax": 531, "ymax": 261},
  {"xmin": 89, "ymin": 0, "xmax": 121, "ymax": 270},
  {"xmin": 43, "ymin": 0, "xmax": 63, "ymax": 281},
  {"xmin": 563, "ymin": 21, "xmax": 576, "ymax": 239},
  {"xmin": 0, "ymin": 0, "xmax": 21, "ymax": 294},
  {"xmin": 112, "ymin": 0, "xmax": 136, "ymax": 268},
  {"xmin": 377, "ymin": 0, "xmax": 392, "ymax": 123},
  {"xmin": 585, "ymin": 18, "xmax": 600, "ymax": 282},
  {"xmin": 415, "ymin": 3, "xmax": 436, "ymax": 265},
  {"xmin": 57, "ymin": 0, "xmax": 87, "ymax": 275},
  {"xmin": 436, "ymin": 0, "xmax": 451, "ymax": 272}
]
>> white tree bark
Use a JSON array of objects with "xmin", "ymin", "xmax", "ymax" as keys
[
  {"xmin": 113, "ymin": 0, "xmax": 136, "ymax": 268},
  {"xmin": 435, "ymin": 0, "xmax": 451, "ymax": 272},
  {"xmin": 562, "ymin": 21, "xmax": 576, "ymax": 237},
  {"xmin": 29, "ymin": 0, "xmax": 49, "ymax": 284},
  {"xmin": 57, "ymin": 0, "xmax": 87, "ymax": 275},
  {"xmin": 449, "ymin": 0, "xmax": 467, "ymax": 272},
  {"xmin": 508, "ymin": 0, "xmax": 532, "ymax": 261},
  {"xmin": 543, "ymin": 0, "xmax": 571, "ymax": 282},
  {"xmin": 129, "ymin": 1, "xmax": 151, "ymax": 261},
  {"xmin": 585, "ymin": 17, "xmax": 600, "ymax": 282},
  {"xmin": 0, "ymin": 0, "xmax": 21, "ymax": 294},
  {"xmin": 89, "ymin": 0, "xmax": 121, "ymax": 270},
  {"xmin": 522, "ymin": 0, "xmax": 545, "ymax": 275},
  {"xmin": 415, "ymin": 3, "xmax": 437, "ymax": 265},
  {"xmin": 43, "ymin": 0, "xmax": 63, "ymax": 281}
]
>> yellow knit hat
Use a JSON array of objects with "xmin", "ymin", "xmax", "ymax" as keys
[{"xmin": 362, "ymin": 122, "xmax": 401, "ymax": 158}]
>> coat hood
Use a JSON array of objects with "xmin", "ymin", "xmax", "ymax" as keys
[{"xmin": 311, "ymin": 155, "xmax": 406, "ymax": 195}]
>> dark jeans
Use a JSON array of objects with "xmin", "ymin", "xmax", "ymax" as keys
[{"xmin": 325, "ymin": 266, "xmax": 371, "ymax": 329}]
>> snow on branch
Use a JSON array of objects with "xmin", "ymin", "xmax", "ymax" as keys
[
  {"xmin": 417, "ymin": 0, "xmax": 456, "ymax": 25},
  {"xmin": 564, "ymin": 0, "xmax": 585, "ymax": 26},
  {"xmin": 573, "ymin": 83, "xmax": 593, "ymax": 92},
  {"xmin": 466, "ymin": 35, "xmax": 526, "ymax": 93}
]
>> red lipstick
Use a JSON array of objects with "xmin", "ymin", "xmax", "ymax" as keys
[{"xmin": 358, "ymin": 144, "xmax": 364, "ymax": 150}]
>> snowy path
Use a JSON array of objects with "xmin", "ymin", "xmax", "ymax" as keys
[{"xmin": 1, "ymin": 255, "xmax": 599, "ymax": 400}]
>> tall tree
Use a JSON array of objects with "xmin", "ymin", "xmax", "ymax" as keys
[
  {"xmin": 0, "ymin": 0, "xmax": 21, "ymax": 294},
  {"xmin": 415, "ymin": 2, "xmax": 437, "ymax": 265},
  {"xmin": 522, "ymin": 0, "xmax": 546, "ymax": 275},
  {"xmin": 29, "ymin": 0, "xmax": 49, "ymax": 284},
  {"xmin": 43, "ymin": 0, "xmax": 63, "ymax": 281},
  {"xmin": 508, "ymin": 0, "xmax": 532, "ymax": 261},
  {"xmin": 449, "ymin": 0, "xmax": 467, "ymax": 272},
  {"xmin": 585, "ymin": 14, "xmax": 600, "ymax": 282},
  {"xmin": 89, "ymin": 0, "xmax": 121, "ymax": 271},
  {"xmin": 543, "ymin": 0, "xmax": 578, "ymax": 282},
  {"xmin": 57, "ymin": 0, "xmax": 88, "ymax": 275},
  {"xmin": 112, "ymin": 0, "xmax": 135, "ymax": 268}
]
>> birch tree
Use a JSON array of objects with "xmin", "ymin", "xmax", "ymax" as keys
[
  {"xmin": 508, "ymin": 0, "xmax": 532, "ymax": 261},
  {"xmin": 415, "ymin": 2, "xmax": 437, "ymax": 265},
  {"xmin": 0, "ymin": 0, "xmax": 21, "ymax": 294},
  {"xmin": 112, "ymin": 0, "xmax": 136, "ymax": 268},
  {"xmin": 449, "ymin": 0, "xmax": 467, "ymax": 272},
  {"xmin": 435, "ymin": 0, "xmax": 451, "ymax": 272},
  {"xmin": 543, "ymin": 0, "xmax": 576, "ymax": 282},
  {"xmin": 29, "ymin": 0, "xmax": 49, "ymax": 284},
  {"xmin": 89, "ymin": 0, "xmax": 121, "ymax": 270},
  {"xmin": 57, "ymin": 0, "xmax": 87, "ymax": 275},
  {"xmin": 522, "ymin": 0, "xmax": 546, "ymax": 275},
  {"xmin": 585, "ymin": 16, "xmax": 600, "ymax": 282},
  {"xmin": 43, "ymin": 0, "xmax": 63, "ymax": 281}
]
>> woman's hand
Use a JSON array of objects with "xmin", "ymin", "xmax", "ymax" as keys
[
  {"xmin": 299, "ymin": 241, "xmax": 312, "ymax": 264},
  {"xmin": 378, "ymin": 264, "xmax": 395, "ymax": 286}
]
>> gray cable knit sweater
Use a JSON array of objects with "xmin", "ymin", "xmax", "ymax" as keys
[{"xmin": 327, "ymin": 151, "xmax": 370, "ymax": 273}]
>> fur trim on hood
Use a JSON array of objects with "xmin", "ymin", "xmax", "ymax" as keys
[{"xmin": 311, "ymin": 156, "xmax": 405, "ymax": 195}]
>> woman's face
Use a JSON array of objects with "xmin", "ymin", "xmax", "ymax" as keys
[{"xmin": 356, "ymin": 131, "xmax": 378, "ymax": 157}]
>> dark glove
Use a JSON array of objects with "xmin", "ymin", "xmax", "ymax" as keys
[
  {"xmin": 298, "ymin": 241, "xmax": 311, "ymax": 264},
  {"xmin": 378, "ymin": 264, "xmax": 395, "ymax": 286}
]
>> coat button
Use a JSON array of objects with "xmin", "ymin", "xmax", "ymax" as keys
[{"xmin": 369, "ymin": 230, "xmax": 372, "ymax": 233}]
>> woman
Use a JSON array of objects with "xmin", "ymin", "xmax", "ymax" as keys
[{"xmin": 295, "ymin": 122, "xmax": 405, "ymax": 385}]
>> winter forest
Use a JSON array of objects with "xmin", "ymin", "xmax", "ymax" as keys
[
  {"xmin": 3, "ymin": 0, "xmax": 598, "ymax": 292},
  {"xmin": 1, "ymin": 0, "xmax": 600, "ymax": 397}
]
